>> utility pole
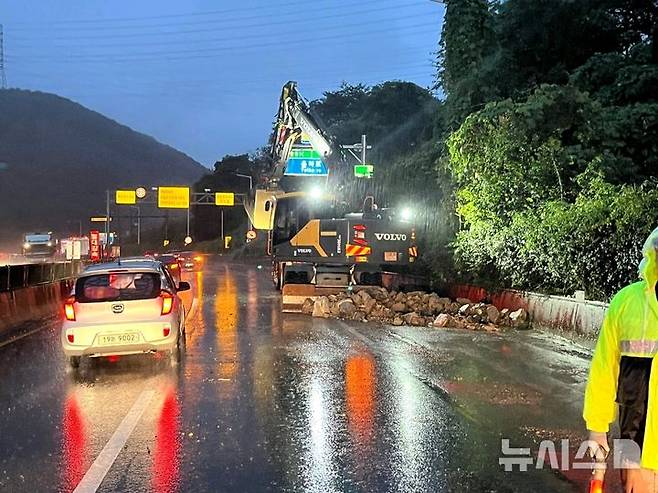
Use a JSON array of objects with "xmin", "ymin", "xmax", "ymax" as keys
[{"xmin": 0, "ymin": 24, "xmax": 7, "ymax": 89}]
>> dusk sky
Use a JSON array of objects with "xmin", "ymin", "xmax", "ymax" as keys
[{"xmin": 1, "ymin": 1, "xmax": 444, "ymax": 167}]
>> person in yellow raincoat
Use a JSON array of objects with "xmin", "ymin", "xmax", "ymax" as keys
[{"xmin": 584, "ymin": 227, "xmax": 658, "ymax": 492}]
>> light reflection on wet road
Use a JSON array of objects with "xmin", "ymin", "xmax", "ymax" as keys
[{"xmin": 0, "ymin": 258, "xmax": 584, "ymax": 492}]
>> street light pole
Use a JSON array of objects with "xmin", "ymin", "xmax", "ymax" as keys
[
  {"xmin": 129, "ymin": 206, "xmax": 141, "ymax": 245},
  {"xmin": 221, "ymin": 209, "xmax": 224, "ymax": 248},
  {"xmin": 235, "ymin": 173, "xmax": 253, "ymax": 229},
  {"xmin": 186, "ymin": 206, "xmax": 190, "ymax": 238},
  {"xmin": 105, "ymin": 189, "xmax": 110, "ymax": 259}
]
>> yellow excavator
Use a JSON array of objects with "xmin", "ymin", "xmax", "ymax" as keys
[{"xmin": 245, "ymin": 82, "xmax": 418, "ymax": 311}]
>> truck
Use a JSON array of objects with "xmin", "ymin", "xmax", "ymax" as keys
[
  {"xmin": 243, "ymin": 82, "xmax": 418, "ymax": 311},
  {"xmin": 22, "ymin": 232, "xmax": 57, "ymax": 258}
]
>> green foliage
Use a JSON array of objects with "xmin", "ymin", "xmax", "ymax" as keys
[
  {"xmin": 437, "ymin": 0, "xmax": 499, "ymax": 126},
  {"xmin": 570, "ymin": 47, "xmax": 658, "ymax": 105},
  {"xmin": 311, "ymin": 81, "xmax": 438, "ymax": 164},
  {"xmin": 448, "ymin": 82, "xmax": 658, "ymax": 299},
  {"xmin": 449, "ymin": 85, "xmax": 596, "ymax": 222},
  {"xmin": 436, "ymin": 0, "xmax": 658, "ymax": 300},
  {"xmin": 454, "ymin": 180, "xmax": 658, "ymax": 299}
]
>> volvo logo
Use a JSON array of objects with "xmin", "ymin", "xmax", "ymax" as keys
[
  {"xmin": 375, "ymin": 233, "xmax": 407, "ymax": 241},
  {"xmin": 111, "ymin": 303, "xmax": 124, "ymax": 314}
]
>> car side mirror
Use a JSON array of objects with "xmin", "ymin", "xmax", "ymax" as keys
[{"xmin": 177, "ymin": 281, "xmax": 191, "ymax": 292}]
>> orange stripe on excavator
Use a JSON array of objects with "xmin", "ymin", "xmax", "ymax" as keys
[{"xmin": 346, "ymin": 244, "xmax": 372, "ymax": 257}]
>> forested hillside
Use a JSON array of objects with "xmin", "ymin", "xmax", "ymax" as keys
[
  {"xmin": 0, "ymin": 89, "xmax": 206, "ymax": 239},
  {"xmin": 440, "ymin": 0, "xmax": 658, "ymax": 300}
]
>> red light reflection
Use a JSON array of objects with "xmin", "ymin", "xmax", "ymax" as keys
[
  {"xmin": 345, "ymin": 353, "xmax": 376, "ymax": 445},
  {"xmin": 152, "ymin": 387, "xmax": 181, "ymax": 493},
  {"xmin": 60, "ymin": 394, "xmax": 87, "ymax": 492}
]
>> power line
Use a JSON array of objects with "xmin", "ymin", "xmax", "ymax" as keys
[
  {"xmin": 7, "ymin": 23, "xmax": 438, "ymax": 63},
  {"xmin": 10, "ymin": 10, "xmax": 433, "ymax": 50},
  {"xmin": 7, "ymin": 12, "xmax": 434, "ymax": 55},
  {"xmin": 9, "ymin": 0, "xmax": 388, "ymax": 26},
  {"xmin": 8, "ymin": 0, "xmax": 421, "ymax": 34}
]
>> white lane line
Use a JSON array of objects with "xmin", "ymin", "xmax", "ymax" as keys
[
  {"xmin": 335, "ymin": 320, "xmax": 375, "ymax": 346},
  {"xmin": 188, "ymin": 296, "xmax": 199, "ymax": 320},
  {"xmin": 0, "ymin": 326, "xmax": 49, "ymax": 348},
  {"xmin": 73, "ymin": 390, "xmax": 155, "ymax": 493}
]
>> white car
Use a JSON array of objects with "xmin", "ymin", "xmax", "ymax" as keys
[{"xmin": 61, "ymin": 259, "xmax": 189, "ymax": 368}]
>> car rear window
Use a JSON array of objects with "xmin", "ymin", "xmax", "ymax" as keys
[{"xmin": 75, "ymin": 272, "xmax": 161, "ymax": 302}]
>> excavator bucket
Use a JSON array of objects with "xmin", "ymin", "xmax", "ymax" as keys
[{"xmin": 281, "ymin": 284, "xmax": 347, "ymax": 313}]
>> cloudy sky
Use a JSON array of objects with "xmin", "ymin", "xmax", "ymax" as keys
[{"xmin": 1, "ymin": 0, "xmax": 444, "ymax": 166}]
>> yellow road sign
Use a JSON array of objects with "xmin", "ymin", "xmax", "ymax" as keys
[
  {"xmin": 224, "ymin": 236, "xmax": 232, "ymax": 249},
  {"xmin": 158, "ymin": 187, "xmax": 190, "ymax": 209},
  {"xmin": 215, "ymin": 192, "xmax": 235, "ymax": 206},
  {"xmin": 116, "ymin": 190, "xmax": 136, "ymax": 205},
  {"xmin": 90, "ymin": 216, "xmax": 111, "ymax": 222}
]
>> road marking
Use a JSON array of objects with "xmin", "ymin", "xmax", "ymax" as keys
[
  {"xmin": 335, "ymin": 320, "xmax": 375, "ymax": 346},
  {"xmin": 0, "ymin": 325, "xmax": 50, "ymax": 349},
  {"xmin": 73, "ymin": 390, "xmax": 155, "ymax": 493},
  {"xmin": 188, "ymin": 295, "xmax": 199, "ymax": 320}
]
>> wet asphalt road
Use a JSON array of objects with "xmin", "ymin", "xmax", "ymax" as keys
[{"xmin": 0, "ymin": 258, "xmax": 594, "ymax": 492}]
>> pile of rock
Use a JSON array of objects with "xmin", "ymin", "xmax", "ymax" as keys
[{"xmin": 300, "ymin": 288, "xmax": 530, "ymax": 331}]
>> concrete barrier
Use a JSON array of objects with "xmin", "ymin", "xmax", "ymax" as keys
[
  {"xmin": 449, "ymin": 284, "xmax": 608, "ymax": 337},
  {"xmin": 0, "ymin": 279, "xmax": 74, "ymax": 334}
]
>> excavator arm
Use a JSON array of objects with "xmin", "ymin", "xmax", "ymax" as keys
[
  {"xmin": 268, "ymin": 81, "xmax": 337, "ymax": 187},
  {"xmin": 248, "ymin": 81, "xmax": 347, "ymax": 230}
]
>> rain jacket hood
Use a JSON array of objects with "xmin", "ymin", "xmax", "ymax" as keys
[
  {"xmin": 584, "ymin": 227, "xmax": 658, "ymax": 470},
  {"xmin": 639, "ymin": 226, "xmax": 658, "ymax": 290}
]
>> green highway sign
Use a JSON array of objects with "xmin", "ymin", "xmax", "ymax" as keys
[{"xmin": 354, "ymin": 164, "xmax": 374, "ymax": 178}]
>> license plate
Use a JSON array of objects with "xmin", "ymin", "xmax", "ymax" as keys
[
  {"xmin": 384, "ymin": 251, "xmax": 398, "ymax": 262},
  {"xmin": 98, "ymin": 333, "xmax": 140, "ymax": 346}
]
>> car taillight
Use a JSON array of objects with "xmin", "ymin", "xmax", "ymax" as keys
[
  {"xmin": 67, "ymin": 334, "xmax": 74, "ymax": 343},
  {"xmin": 163, "ymin": 327, "xmax": 171, "ymax": 337},
  {"xmin": 160, "ymin": 291, "xmax": 174, "ymax": 315},
  {"xmin": 64, "ymin": 297, "xmax": 76, "ymax": 321}
]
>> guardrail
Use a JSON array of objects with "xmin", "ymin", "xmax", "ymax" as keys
[
  {"xmin": 0, "ymin": 261, "xmax": 86, "ymax": 293},
  {"xmin": 449, "ymin": 284, "xmax": 608, "ymax": 337}
]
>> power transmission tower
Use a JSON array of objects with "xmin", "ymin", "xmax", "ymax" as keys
[{"xmin": 0, "ymin": 24, "xmax": 6, "ymax": 89}]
